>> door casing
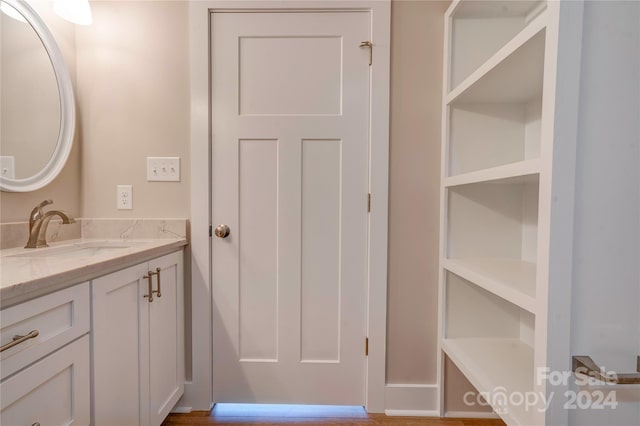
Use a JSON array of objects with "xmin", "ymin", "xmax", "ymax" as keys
[{"xmin": 187, "ymin": 0, "xmax": 391, "ymax": 413}]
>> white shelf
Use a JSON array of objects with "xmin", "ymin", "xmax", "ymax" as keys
[
  {"xmin": 447, "ymin": 0, "xmax": 548, "ymax": 89},
  {"xmin": 447, "ymin": 181, "xmax": 539, "ymax": 268},
  {"xmin": 445, "ymin": 159, "xmax": 540, "ymax": 187},
  {"xmin": 447, "ymin": 11, "xmax": 547, "ymax": 105},
  {"xmin": 441, "ymin": 338, "xmax": 535, "ymax": 426},
  {"xmin": 443, "ymin": 258, "xmax": 536, "ymax": 314}
]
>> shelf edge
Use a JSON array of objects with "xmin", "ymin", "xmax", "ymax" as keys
[
  {"xmin": 445, "ymin": 159, "xmax": 540, "ymax": 187},
  {"xmin": 443, "ymin": 259, "xmax": 537, "ymax": 314}
]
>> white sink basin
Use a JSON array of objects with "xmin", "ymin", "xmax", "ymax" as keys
[{"xmin": 7, "ymin": 241, "xmax": 136, "ymax": 259}]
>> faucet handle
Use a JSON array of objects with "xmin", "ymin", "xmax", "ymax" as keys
[
  {"xmin": 29, "ymin": 199, "xmax": 53, "ymax": 224},
  {"xmin": 37, "ymin": 199, "xmax": 53, "ymax": 209}
]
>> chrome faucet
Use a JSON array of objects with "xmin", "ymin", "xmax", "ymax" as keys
[{"xmin": 25, "ymin": 200, "xmax": 76, "ymax": 248}]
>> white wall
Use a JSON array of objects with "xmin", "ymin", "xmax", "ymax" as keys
[
  {"xmin": 387, "ymin": 0, "xmax": 446, "ymax": 385},
  {"xmin": 388, "ymin": 0, "xmax": 486, "ymax": 415},
  {"xmin": 76, "ymin": 0, "xmax": 190, "ymax": 219},
  {"xmin": 569, "ymin": 2, "xmax": 639, "ymax": 425}
]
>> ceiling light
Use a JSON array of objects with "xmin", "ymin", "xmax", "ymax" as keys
[{"xmin": 54, "ymin": 0, "xmax": 92, "ymax": 25}]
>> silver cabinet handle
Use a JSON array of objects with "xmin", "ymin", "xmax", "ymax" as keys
[
  {"xmin": 143, "ymin": 270, "xmax": 157, "ymax": 302},
  {"xmin": 152, "ymin": 267, "xmax": 162, "ymax": 298},
  {"xmin": 0, "ymin": 330, "xmax": 39, "ymax": 352},
  {"xmin": 573, "ymin": 355, "xmax": 640, "ymax": 384}
]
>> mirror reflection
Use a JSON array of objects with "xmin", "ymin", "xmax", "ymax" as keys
[{"xmin": 0, "ymin": 1, "xmax": 61, "ymax": 180}]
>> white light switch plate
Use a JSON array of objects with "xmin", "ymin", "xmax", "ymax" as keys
[
  {"xmin": 1, "ymin": 156, "xmax": 15, "ymax": 179},
  {"xmin": 147, "ymin": 157, "xmax": 180, "ymax": 182},
  {"xmin": 117, "ymin": 185, "xmax": 133, "ymax": 210}
]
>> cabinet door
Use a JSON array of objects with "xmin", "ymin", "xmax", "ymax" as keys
[
  {"xmin": 93, "ymin": 262, "xmax": 150, "ymax": 426},
  {"xmin": 0, "ymin": 335, "xmax": 90, "ymax": 426},
  {"xmin": 147, "ymin": 251, "xmax": 184, "ymax": 426}
]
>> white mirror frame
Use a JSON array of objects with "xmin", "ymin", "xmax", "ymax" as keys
[{"xmin": 0, "ymin": 0, "xmax": 75, "ymax": 192}]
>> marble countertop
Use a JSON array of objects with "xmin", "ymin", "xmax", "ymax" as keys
[{"xmin": 0, "ymin": 238, "xmax": 187, "ymax": 308}]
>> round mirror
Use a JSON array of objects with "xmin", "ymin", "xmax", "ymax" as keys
[{"xmin": 0, "ymin": 0, "xmax": 75, "ymax": 192}]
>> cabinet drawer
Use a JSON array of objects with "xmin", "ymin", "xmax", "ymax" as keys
[
  {"xmin": 1, "ymin": 283, "xmax": 90, "ymax": 380},
  {"xmin": 0, "ymin": 335, "xmax": 90, "ymax": 426}
]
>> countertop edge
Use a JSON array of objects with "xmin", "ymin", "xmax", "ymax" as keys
[{"xmin": 0, "ymin": 239, "xmax": 188, "ymax": 309}]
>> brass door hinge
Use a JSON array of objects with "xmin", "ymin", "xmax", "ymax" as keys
[
  {"xmin": 365, "ymin": 337, "xmax": 369, "ymax": 356},
  {"xmin": 367, "ymin": 193, "xmax": 371, "ymax": 212},
  {"xmin": 359, "ymin": 41, "xmax": 372, "ymax": 66}
]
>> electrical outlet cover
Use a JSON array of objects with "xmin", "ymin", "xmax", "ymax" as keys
[{"xmin": 117, "ymin": 185, "xmax": 133, "ymax": 210}]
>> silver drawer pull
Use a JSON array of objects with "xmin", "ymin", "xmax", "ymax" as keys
[
  {"xmin": 152, "ymin": 267, "xmax": 162, "ymax": 298},
  {"xmin": 0, "ymin": 330, "xmax": 39, "ymax": 352},
  {"xmin": 143, "ymin": 270, "xmax": 157, "ymax": 302},
  {"xmin": 573, "ymin": 355, "xmax": 640, "ymax": 384},
  {"xmin": 32, "ymin": 423, "xmax": 41, "ymax": 426}
]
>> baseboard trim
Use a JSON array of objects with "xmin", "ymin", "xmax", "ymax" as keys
[
  {"xmin": 181, "ymin": 381, "xmax": 213, "ymax": 411},
  {"xmin": 171, "ymin": 406, "xmax": 192, "ymax": 414},
  {"xmin": 385, "ymin": 409, "xmax": 440, "ymax": 417},
  {"xmin": 445, "ymin": 411, "xmax": 500, "ymax": 419},
  {"xmin": 384, "ymin": 384, "xmax": 439, "ymax": 413}
]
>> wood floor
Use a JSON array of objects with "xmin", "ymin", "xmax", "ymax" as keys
[{"xmin": 163, "ymin": 405, "xmax": 506, "ymax": 426}]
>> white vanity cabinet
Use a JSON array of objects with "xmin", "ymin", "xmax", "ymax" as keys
[
  {"xmin": 92, "ymin": 250, "xmax": 184, "ymax": 426},
  {"xmin": 0, "ymin": 283, "xmax": 91, "ymax": 425}
]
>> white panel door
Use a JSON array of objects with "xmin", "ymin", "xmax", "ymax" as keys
[{"xmin": 211, "ymin": 11, "xmax": 370, "ymax": 405}]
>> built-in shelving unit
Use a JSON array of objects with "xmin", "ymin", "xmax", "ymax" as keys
[
  {"xmin": 438, "ymin": 2, "xmax": 637, "ymax": 425},
  {"xmin": 438, "ymin": 1, "xmax": 555, "ymax": 425}
]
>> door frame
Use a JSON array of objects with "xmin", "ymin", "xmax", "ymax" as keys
[{"xmin": 187, "ymin": 0, "xmax": 391, "ymax": 413}]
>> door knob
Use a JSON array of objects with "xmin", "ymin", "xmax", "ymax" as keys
[{"xmin": 214, "ymin": 224, "xmax": 230, "ymax": 238}]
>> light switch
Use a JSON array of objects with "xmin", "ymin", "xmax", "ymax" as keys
[
  {"xmin": 117, "ymin": 185, "xmax": 133, "ymax": 210},
  {"xmin": 147, "ymin": 157, "xmax": 180, "ymax": 182}
]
